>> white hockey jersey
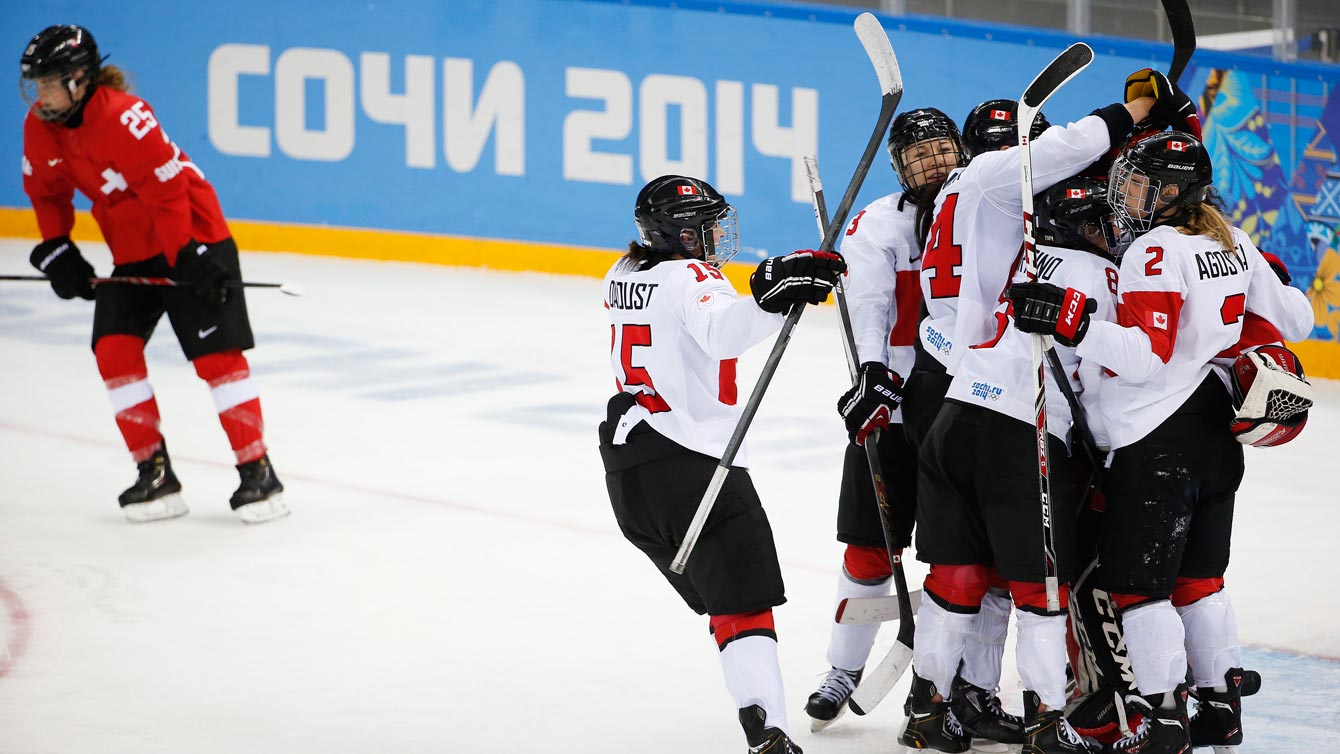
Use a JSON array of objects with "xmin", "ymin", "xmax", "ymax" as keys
[
  {"xmin": 919, "ymin": 115, "xmax": 1116, "ymax": 375},
  {"xmin": 603, "ymin": 256, "xmax": 784, "ymax": 466},
  {"xmin": 948, "ymin": 244, "xmax": 1119, "ymax": 444},
  {"xmin": 1077, "ymin": 225, "xmax": 1313, "ymax": 450},
  {"xmin": 839, "ymin": 191, "xmax": 924, "ymax": 423}
]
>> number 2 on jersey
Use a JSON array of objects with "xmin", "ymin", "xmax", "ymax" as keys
[
  {"xmin": 923, "ymin": 194, "xmax": 963, "ymax": 299},
  {"xmin": 612, "ymin": 324, "xmax": 671, "ymax": 413}
]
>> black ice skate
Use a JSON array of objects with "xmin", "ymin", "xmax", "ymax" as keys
[
  {"xmin": 118, "ymin": 445, "xmax": 188, "ymax": 523},
  {"xmin": 1189, "ymin": 668, "xmax": 1247, "ymax": 749},
  {"xmin": 229, "ymin": 454, "xmax": 289, "ymax": 523},
  {"xmin": 899, "ymin": 672, "xmax": 970, "ymax": 753},
  {"xmin": 1021, "ymin": 689, "xmax": 1099, "ymax": 753},
  {"xmin": 739, "ymin": 704, "xmax": 802, "ymax": 754},
  {"xmin": 953, "ymin": 675, "xmax": 1025, "ymax": 745},
  {"xmin": 1104, "ymin": 687, "xmax": 1191, "ymax": 754},
  {"xmin": 805, "ymin": 666, "xmax": 860, "ymax": 732}
]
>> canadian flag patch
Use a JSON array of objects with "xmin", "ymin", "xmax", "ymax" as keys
[
  {"xmin": 1168, "ymin": 141, "xmax": 1187, "ymax": 152},
  {"xmin": 696, "ymin": 292, "xmax": 716, "ymax": 309},
  {"xmin": 990, "ymin": 109, "xmax": 1011, "ymax": 120},
  {"xmin": 1150, "ymin": 311, "xmax": 1169, "ymax": 330},
  {"xmin": 677, "ymin": 185, "xmax": 699, "ymax": 195},
  {"xmin": 1067, "ymin": 188, "xmax": 1088, "ymax": 199}
]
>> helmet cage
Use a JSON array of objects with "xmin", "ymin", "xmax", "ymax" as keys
[
  {"xmin": 635, "ymin": 196, "xmax": 739, "ymax": 268},
  {"xmin": 1035, "ymin": 179, "xmax": 1119, "ymax": 258},
  {"xmin": 888, "ymin": 109, "xmax": 965, "ymax": 201}
]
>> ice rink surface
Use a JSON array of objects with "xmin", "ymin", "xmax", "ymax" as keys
[{"xmin": 1, "ymin": 242, "xmax": 1337, "ymax": 753}]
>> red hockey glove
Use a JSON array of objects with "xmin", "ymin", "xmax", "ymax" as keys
[
  {"xmin": 1008, "ymin": 281, "xmax": 1096, "ymax": 347},
  {"xmin": 750, "ymin": 249, "xmax": 846, "ymax": 314},
  {"xmin": 838, "ymin": 361, "xmax": 904, "ymax": 446}
]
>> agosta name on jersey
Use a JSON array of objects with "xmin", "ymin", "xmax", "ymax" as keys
[
  {"xmin": 607, "ymin": 280, "xmax": 659, "ymax": 310},
  {"xmin": 1197, "ymin": 247, "xmax": 1247, "ymax": 280}
]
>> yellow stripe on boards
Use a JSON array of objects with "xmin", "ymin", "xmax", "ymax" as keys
[{"xmin": 0, "ymin": 206, "xmax": 757, "ymax": 291}]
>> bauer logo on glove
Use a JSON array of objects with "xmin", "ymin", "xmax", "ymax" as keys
[{"xmin": 1229, "ymin": 345, "xmax": 1312, "ymax": 447}]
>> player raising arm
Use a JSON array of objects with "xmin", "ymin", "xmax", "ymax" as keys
[
  {"xmin": 1009, "ymin": 131, "xmax": 1312, "ymax": 754},
  {"xmin": 599, "ymin": 175, "xmax": 844, "ymax": 754}
]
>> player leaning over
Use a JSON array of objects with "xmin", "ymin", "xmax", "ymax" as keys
[
  {"xmin": 1010, "ymin": 120, "xmax": 1313, "ymax": 753},
  {"xmin": 934, "ymin": 175, "xmax": 1122, "ymax": 754},
  {"xmin": 20, "ymin": 25, "xmax": 287, "ymax": 523},
  {"xmin": 599, "ymin": 176, "xmax": 845, "ymax": 754},
  {"xmin": 802, "ymin": 107, "xmax": 968, "ymax": 733},
  {"xmin": 898, "ymin": 85, "xmax": 1166, "ymax": 753}
]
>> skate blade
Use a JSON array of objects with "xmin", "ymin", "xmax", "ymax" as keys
[
  {"xmin": 235, "ymin": 493, "xmax": 290, "ymax": 524},
  {"xmin": 123, "ymin": 493, "xmax": 189, "ymax": 523},
  {"xmin": 969, "ymin": 740, "xmax": 1013, "ymax": 753},
  {"xmin": 808, "ymin": 705, "xmax": 846, "ymax": 732},
  {"xmin": 1211, "ymin": 747, "xmax": 1238, "ymax": 754}
]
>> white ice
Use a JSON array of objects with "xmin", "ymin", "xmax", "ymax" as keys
[{"xmin": 1, "ymin": 241, "xmax": 1337, "ymax": 752}]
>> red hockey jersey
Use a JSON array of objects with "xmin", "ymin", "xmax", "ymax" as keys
[{"xmin": 22, "ymin": 86, "xmax": 230, "ymax": 266}]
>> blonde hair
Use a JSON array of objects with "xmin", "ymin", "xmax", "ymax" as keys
[
  {"xmin": 95, "ymin": 65, "xmax": 130, "ymax": 93},
  {"xmin": 1176, "ymin": 189, "xmax": 1234, "ymax": 250}
]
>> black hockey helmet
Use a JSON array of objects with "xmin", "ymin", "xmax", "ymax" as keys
[
  {"xmin": 887, "ymin": 107, "xmax": 966, "ymax": 202},
  {"xmin": 1107, "ymin": 130, "xmax": 1212, "ymax": 235},
  {"xmin": 634, "ymin": 175, "xmax": 739, "ymax": 267},
  {"xmin": 1035, "ymin": 177, "xmax": 1119, "ymax": 259},
  {"xmin": 962, "ymin": 99, "xmax": 1051, "ymax": 160},
  {"xmin": 20, "ymin": 24, "xmax": 102, "ymax": 122}
]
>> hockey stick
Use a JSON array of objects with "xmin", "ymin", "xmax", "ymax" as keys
[
  {"xmin": 1042, "ymin": 347, "xmax": 1104, "ymax": 479},
  {"xmin": 836, "ymin": 590, "xmax": 923, "ymax": 625},
  {"xmin": 670, "ymin": 12, "xmax": 902, "ymax": 575},
  {"xmin": 1018, "ymin": 42, "xmax": 1094, "ymax": 613},
  {"xmin": 804, "ymin": 154, "xmax": 916, "ymax": 712},
  {"xmin": 0, "ymin": 274, "xmax": 306, "ymax": 296},
  {"xmin": 1161, "ymin": 0, "xmax": 1196, "ymax": 84}
]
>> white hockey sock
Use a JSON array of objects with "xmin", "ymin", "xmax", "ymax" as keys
[
  {"xmin": 826, "ymin": 568, "xmax": 891, "ymax": 671},
  {"xmin": 1121, "ymin": 600, "xmax": 1187, "ymax": 697},
  {"xmin": 1015, "ymin": 610, "xmax": 1069, "ymax": 710},
  {"xmin": 720, "ymin": 635, "xmax": 789, "ymax": 735},
  {"xmin": 913, "ymin": 597, "xmax": 977, "ymax": 699},
  {"xmin": 1177, "ymin": 589, "xmax": 1241, "ymax": 689},
  {"xmin": 961, "ymin": 589, "xmax": 1011, "ymax": 691}
]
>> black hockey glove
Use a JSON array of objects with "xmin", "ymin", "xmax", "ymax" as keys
[
  {"xmin": 29, "ymin": 236, "xmax": 95, "ymax": 300},
  {"xmin": 838, "ymin": 361, "xmax": 904, "ymax": 447},
  {"xmin": 172, "ymin": 240, "xmax": 233, "ymax": 306},
  {"xmin": 750, "ymin": 249, "xmax": 846, "ymax": 314},
  {"xmin": 1260, "ymin": 250, "xmax": 1292, "ymax": 285},
  {"xmin": 1008, "ymin": 281, "xmax": 1096, "ymax": 347},
  {"xmin": 1124, "ymin": 68, "xmax": 1201, "ymax": 138}
]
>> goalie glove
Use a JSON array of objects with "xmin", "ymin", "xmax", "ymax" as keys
[
  {"xmin": 838, "ymin": 361, "xmax": 904, "ymax": 447},
  {"xmin": 1229, "ymin": 345, "xmax": 1312, "ymax": 447}
]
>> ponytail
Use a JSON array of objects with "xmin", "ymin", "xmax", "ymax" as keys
[
  {"xmin": 95, "ymin": 65, "xmax": 131, "ymax": 93},
  {"xmin": 1177, "ymin": 188, "xmax": 1234, "ymax": 251}
]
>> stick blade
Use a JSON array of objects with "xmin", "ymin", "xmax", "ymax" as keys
[
  {"xmin": 854, "ymin": 13, "xmax": 902, "ymax": 98},
  {"xmin": 1021, "ymin": 43, "xmax": 1094, "ymax": 109},
  {"xmin": 278, "ymin": 283, "xmax": 306, "ymax": 297},
  {"xmin": 848, "ymin": 639, "xmax": 913, "ymax": 715},
  {"xmin": 836, "ymin": 590, "xmax": 924, "ymax": 624}
]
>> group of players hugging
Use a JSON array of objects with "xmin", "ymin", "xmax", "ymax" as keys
[{"xmin": 598, "ymin": 62, "xmax": 1314, "ymax": 754}]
